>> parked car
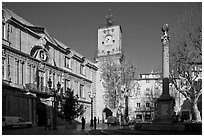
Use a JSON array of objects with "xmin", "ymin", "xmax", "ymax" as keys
[
  {"xmin": 106, "ymin": 116, "xmax": 119, "ymax": 126},
  {"xmin": 127, "ymin": 120, "xmax": 135, "ymax": 125},
  {"xmin": 2, "ymin": 116, "xmax": 32, "ymax": 129}
]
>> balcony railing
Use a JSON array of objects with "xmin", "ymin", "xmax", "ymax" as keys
[{"xmin": 25, "ymin": 83, "xmax": 51, "ymax": 94}]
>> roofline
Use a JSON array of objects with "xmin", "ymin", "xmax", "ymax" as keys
[{"xmin": 3, "ymin": 6, "xmax": 97, "ymax": 70}]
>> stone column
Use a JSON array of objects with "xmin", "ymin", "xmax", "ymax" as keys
[
  {"xmin": 154, "ymin": 24, "xmax": 175, "ymax": 123},
  {"xmin": 161, "ymin": 24, "xmax": 171, "ymax": 98}
]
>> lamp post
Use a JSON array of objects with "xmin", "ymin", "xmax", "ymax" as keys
[
  {"xmin": 47, "ymin": 78, "xmax": 61, "ymax": 130},
  {"xmin": 124, "ymin": 91, "xmax": 129, "ymax": 123},
  {"xmin": 88, "ymin": 91, "xmax": 96, "ymax": 127}
]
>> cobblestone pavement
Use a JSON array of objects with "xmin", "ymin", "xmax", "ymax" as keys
[
  {"xmin": 2, "ymin": 123, "xmax": 201, "ymax": 135},
  {"xmin": 88, "ymin": 128, "xmax": 202, "ymax": 135},
  {"xmin": 2, "ymin": 125, "xmax": 86, "ymax": 135},
  {"xmin": 2, "ymin": 123, "xmax": 119, "ymax": 135}
]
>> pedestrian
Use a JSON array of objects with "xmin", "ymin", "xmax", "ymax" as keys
[
  {"xmin": 81, "ymin": 117, "xmax": 85, "ymax": 129},
  {"xmin": 94, "ymin": 116, "xmax": 97, "ymax": 129},
  {"xmin": 44, "ymin": 119, "xmax": 47, "ymax": 130},
  {"xmin": 98, "ymin": 117, "xmax": 100, "ymax": 124},
  {"xmin": 83, "ymin": 117, "xmax": 86, "ymax": 129},
  {"xmin": 45, "ymin": 118, "xmax": 52, "ymax": 130},
  {"xmin": 172, "ymin": 111, "xmax": 177, "ymax": 123},
  {"xmin": 47, "ymin": 118, "xmax": 52, "ymax": 130}
]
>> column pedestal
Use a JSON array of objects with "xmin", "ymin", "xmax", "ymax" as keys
[
  {"xmin": 153, "ymin": 77, "xmax": 175, "ymax": 123},
  {"xmin": 154, "ymin": 96, "xmax": 175, "ymax": 123}
]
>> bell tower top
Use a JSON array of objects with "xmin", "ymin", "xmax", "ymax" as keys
[
  {"xmin": 106, "ymin": 9, "xmax": 114, "ymax": 26},
  {"xmin": 96, "ymin": 10, "xmax": 123, "ymax": 62}
]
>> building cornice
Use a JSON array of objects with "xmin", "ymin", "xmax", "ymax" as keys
[{"xmin": 3, "ymin": 45, "xmax": 93, "ymax": 83}]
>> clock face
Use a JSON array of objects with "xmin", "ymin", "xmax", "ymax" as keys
[{"xmin": 104, "ymin": 35, "xmax": 114, "ymax": 46}]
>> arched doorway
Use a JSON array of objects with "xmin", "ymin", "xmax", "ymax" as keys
[
  {"xmin": 102, "ymin": 108, "xmax": 113, "ymax": 120},
  {"xmin": 36, "ymin": 103, "xmax": 47, "ymax": 126}
]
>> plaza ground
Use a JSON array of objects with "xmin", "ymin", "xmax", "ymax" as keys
[
  {"xmin": 2, "ymin": 123, "xmax": 202, "ymax": 135},
  {"xmin": 2, "ymin": 123, "xmax": 118, "ymax": 135}
]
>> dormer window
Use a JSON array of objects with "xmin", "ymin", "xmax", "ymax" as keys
[
  {"xmin": 65, "ymin": 79, "xmax": 70, "ymax": 91},
  {"xmin": 79, "ymin": 84, "xmax": 85, "ymax": 98},
  {"xmin": 80, "ymin": 64, "xmax": 85, "ymax": 75},
  {"xmin": 65, "ymin": 56, "xmax": 71, "ymax": 69}
]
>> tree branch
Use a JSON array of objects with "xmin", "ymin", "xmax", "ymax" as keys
[{"xmin": 172, "ymin": 78, "xmax": 190, "ymax": 100}]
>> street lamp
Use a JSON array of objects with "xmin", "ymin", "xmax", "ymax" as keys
[
  {"xmin": 53, "ymin": 81, "xmax": 61, "ymax": 130},
  {"xmin": 47, "ymin": 78, "xmax": 61, "ymax": 130},
  {"xmin": 88, "ymin": 91, "xmax": 96, "ymax": 127}
]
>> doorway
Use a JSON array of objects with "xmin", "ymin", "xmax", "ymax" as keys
[{"xmin": 36, "ymin": 103, "xmax": 47, "ymax": 126}]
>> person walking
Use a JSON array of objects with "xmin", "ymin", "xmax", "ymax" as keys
[
  {"xmin": 47, "ymin": 118, "xmax": 52, "ymax": 130},
  {"xmin": 81, "ymin": 117, "xmax": 85, "ymax": 129},
  {"xmin": 45, "ymin": 118, "xmax": 52, "ymax": 130},
  {"xmin": 94, "ymin": 116, "xmax": 97, "ymax": 129}
]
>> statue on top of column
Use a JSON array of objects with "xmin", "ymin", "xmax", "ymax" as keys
[{"xmin": 161, "ymin": 24, "xmax": 170, "ymax": 44}]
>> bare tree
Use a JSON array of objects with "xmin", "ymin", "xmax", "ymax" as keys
[
  {"xmin": 100, "ymin": 55, "xmax": 136, "ymax": 119},
  {"xmin": 170, "ymin": 4, "xmax": 202, "ymax": 122},
  {"xmin": 100, "ymin": 58, "xmax": 122, "ymax": 109}
]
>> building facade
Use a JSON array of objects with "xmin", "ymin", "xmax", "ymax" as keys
[
  {"xmin": 2, "ymin": 7, "xmax": 98, "ymax": 126},
  {"xmin": 128, "ymin": 71, "xmax": 163, "ymax": 122},
  {"xmin": 128, "ymin": 68, "xmax": 202, "ymax": 122}
]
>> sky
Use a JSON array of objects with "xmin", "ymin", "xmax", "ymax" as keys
[{"xmin": 2, "ymin": 2, "xmax": 201, "ymax": 77}]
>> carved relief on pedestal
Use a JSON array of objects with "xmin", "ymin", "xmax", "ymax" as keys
[{"xmin": 161, "ymin": 104, "xmax": 169, "ymax": 116}]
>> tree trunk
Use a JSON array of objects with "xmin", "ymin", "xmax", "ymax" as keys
[
  {"xmin": 125, "ymin": 95, "xmax": 129, "ymax": 123},
  {"xmin": 191, "ymin": 101, "xmax": 201, "ymax": 122}
]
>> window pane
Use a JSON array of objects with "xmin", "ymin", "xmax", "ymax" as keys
[
  {"xmin": 65, "ymin": 79, "xmax": 70, "ymax": 91},
  {"xmin": 80, "ymin": 84, "xmax": 84, "ymax": 98}
]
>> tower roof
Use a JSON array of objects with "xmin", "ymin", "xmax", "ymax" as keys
[
  {"xmin": 106, "ymin": 9, "xmax": 114, "ymax": 26},
  {"xmin": 98, "ymin": 9, "xmax": 121, "ymax": 30}
]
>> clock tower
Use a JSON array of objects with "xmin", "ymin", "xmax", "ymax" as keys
[
  {"xmin": 95, "ymin": 11, "xmax": 123, "ymax": 62},
  {"xmin": 95, "ymin": 11, "xmax": 123, "ymax": 122}
]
